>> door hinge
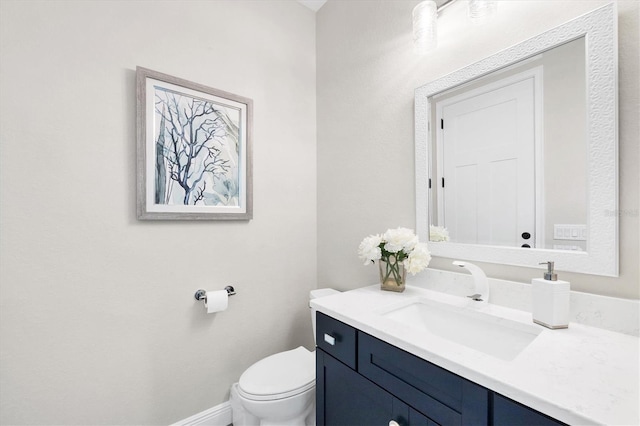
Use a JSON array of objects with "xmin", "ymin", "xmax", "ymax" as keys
[
  {"xmin": 442, "ymin": 177, "xmax": 445, "ymax": 188},
  {"xmin": 441, "ymin": 119, "xmax": 444, "ymax": 129},
  {"xmin": 428, "ymin": 178, "xmax": 432, "ymax": 189}
]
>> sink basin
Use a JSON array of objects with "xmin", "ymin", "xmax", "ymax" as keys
[{"xmin": 379, "ymin": 299, "xmax": 541, "ymax": 361}]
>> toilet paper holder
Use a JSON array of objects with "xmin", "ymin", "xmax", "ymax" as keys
[{"xmin": 194, "ymin": 286, "xmax": 236, "ymax": 303}]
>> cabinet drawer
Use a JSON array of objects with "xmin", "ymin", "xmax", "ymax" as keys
[
  {"xmin": 493, "ymin": 394, "xmax": 566, "ymax": 426},
  {"xmin": 316, "ymin": 312, "xmax": 357, "ymax": 369},
  {"xmin": 358, "ymin": 331, "xmax": 488, "ymax": 426}
]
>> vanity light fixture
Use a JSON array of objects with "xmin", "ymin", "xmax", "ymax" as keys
[{"xmin": 413, "ymin": 0, "xmax": 498, "ymax": 54}]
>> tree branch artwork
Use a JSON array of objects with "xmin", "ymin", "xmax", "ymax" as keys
[{"xmin": 153, "ymin": 88, "xmax": 240, "ymax": 206}]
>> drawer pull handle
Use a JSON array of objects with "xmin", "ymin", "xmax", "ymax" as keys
[
  {"xmin": 389, "ymin": 421, "xmax": 400, "ymax": 426},
  {"xmin": 323, "ymin": 333, "xmax": 336, "ymax": 346}
]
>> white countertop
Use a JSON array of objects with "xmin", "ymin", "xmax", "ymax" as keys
[{"xmin": 311, "ymin": 284, "xmax": 640, "ymax": 425}]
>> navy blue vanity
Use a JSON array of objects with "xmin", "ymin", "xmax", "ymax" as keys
[{"xmin": 316, "ymin": 312, "xmax": 564, "ymax": 426}]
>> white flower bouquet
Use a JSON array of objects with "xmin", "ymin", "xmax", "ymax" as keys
[
  {"xmin": 429, "ymin": 225, "xmax": 450, "ymax": 242},
  {"xmin": 358, "ymin": 227, "xmax": 431, "ymax": 291}
]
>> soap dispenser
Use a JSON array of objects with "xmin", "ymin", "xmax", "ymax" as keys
[{"xmin": 532, "ymin": 261, "xmax": 570, "ymax": 329}]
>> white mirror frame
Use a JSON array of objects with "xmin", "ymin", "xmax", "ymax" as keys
[{"xmin": 415, "ymin": 3, "xmax": 618, "ymax": 277}]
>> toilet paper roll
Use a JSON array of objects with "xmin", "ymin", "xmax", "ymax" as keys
[{"xmin": 205, "ymin": 290, "xmax": 229, "ymax": 314}]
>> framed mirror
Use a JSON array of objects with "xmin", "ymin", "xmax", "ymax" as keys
[{"xmin": 415, "ymin": 3, "xmax": 618, "ymax": 277}]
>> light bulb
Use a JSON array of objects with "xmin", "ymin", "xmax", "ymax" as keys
[
  {"xmin": 413, "ymin": 1, "xmax": 438, "ymax": 54},
  {"xmin": 468, "ymin": 0, "xmax": 497, "ymax": 24}
]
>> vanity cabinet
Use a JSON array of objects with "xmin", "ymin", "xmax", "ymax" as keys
[{"xmin": 316, "ymin": 312, "xmax": 566, "ymax": 426}]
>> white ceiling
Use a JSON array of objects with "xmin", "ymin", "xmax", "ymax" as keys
[
  {"xmin": 297, "ymin": 0, "xmax": 327, "ymax": 12},
  {"xmin": 297, "ymin": 0, "xmax": 451, "ymax": 13}
]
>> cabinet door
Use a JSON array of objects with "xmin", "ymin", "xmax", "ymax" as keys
[
  {"xmin": 317, "ymin": 349, "xmax": 409, "ymax": 426},
  {"xmin": 409, "ymin": 407, "xmax": 440, "ymax": 426},
  {"xmin": 493, "ymin": 394, "xmax": 567, "ymax": 426}
]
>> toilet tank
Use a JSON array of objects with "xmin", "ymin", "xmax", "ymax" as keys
[{"xmin": 310, "ymin": 288, "xmax": 340, "ymax": 344}]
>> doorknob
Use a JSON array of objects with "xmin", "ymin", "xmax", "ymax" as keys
[
  {"xmin": 389, "ymin": 421, "xmax": 400, "ymax": 426},
  {"xmin": 521, "ymin": 232, "xmax": 531, "ymax": 239}
]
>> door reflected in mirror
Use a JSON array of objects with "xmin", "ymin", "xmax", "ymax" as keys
[{"xmin": 428, "ymin": 38, "xmax": 586, "ymax": 251}]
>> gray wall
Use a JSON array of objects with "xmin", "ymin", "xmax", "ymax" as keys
[
  {"xmin": 317, "ymin": 0, "xmax": 639, "ymax": 299},
  {"xmin": 0, "ymin": 1, "xmax": 317, "ymax": 424},
  {"xmin": 543, "ymin": 38, "xmax": 588, "ymax": 250}
]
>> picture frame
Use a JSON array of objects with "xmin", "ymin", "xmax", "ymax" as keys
[{"xmin": 136, "ymin": 66, "xmax": 253, "ymax": 220}]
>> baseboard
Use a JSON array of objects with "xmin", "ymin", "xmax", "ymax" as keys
[{"xmin": 171, "ymin": 401, "xmax": 232, "ymax": 426}]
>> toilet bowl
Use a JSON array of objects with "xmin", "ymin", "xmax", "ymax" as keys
[
  {"xmin": 231, "ymin": 288, "xmax": 339, "ymax": 426},
  {"xmin": 232, "ymin": 347, "xmax": 315, "ymax": 425}
]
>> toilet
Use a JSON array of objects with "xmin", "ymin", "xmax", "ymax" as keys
[{"xmin": 230, "ymin": 288, "xmax": 340, "ymax": 426}]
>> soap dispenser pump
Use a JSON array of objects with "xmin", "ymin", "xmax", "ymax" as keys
[{"xmin": 532, "ymin": 261, "xmax": 570, "ymax": 329}]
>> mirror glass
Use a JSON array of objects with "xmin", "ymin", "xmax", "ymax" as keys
[
  {"xmin": 428, "ymin": 38, "xmax": 586, "ymax": 251},
  {"xmin": 414, "ymin": 4, "xmax": 618, "ymax": 277}
]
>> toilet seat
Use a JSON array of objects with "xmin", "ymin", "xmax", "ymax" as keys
[{"xmin": 238, "ymin": 346, "xmax": 315, "ymax": 401}]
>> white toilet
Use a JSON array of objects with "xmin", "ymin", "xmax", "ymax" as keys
[{"xmin": 230, "ymin": 288, "xmax": 340, "ymax": 426}]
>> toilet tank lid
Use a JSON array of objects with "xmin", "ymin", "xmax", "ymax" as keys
[{"xmin": 310, "ymin": 288, "xmax": 340, "ymax": 299}]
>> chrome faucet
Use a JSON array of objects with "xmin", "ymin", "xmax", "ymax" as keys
[{"xmin": 452, "ymin": 261, "xmax": 489, "ymax": 304}]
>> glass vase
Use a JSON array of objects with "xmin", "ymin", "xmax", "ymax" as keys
[{"xmin": 379, "ymin": 256, "xmax": 407, "ymax": 292}]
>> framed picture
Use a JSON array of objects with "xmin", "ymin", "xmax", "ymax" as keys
[{"xmin": 136, "ymin": 67, "xmax": 253, "ymax": 220}]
